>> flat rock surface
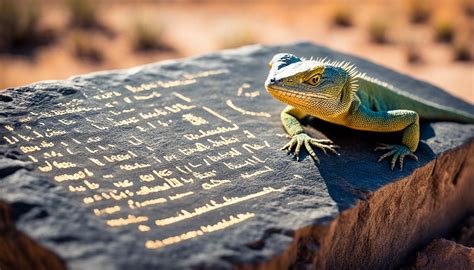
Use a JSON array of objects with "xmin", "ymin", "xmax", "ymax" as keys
[{"xmin": 0, "ymin": 42, "xmax": 473, "ymax": 269}]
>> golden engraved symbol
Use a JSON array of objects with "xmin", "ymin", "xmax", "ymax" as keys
[
  {"xmin": 206, "ymin": 148, "xmax": 242, "ymax": 162},
  {"xmin": 138, "ymin": 225, "xmax": 151, "ymax": 232},
  {"xmin": 207, "ymin": 136, "xmax": 239, "ymax": 147},
  {"xmin": 103, "ymin": 153, "xmax": 132, "ymax": 162},
  {"xmin": 241, "ymin": 143, "xmax": 266, "ymax": 153},
  {"xmin": 94, "ymin": 206, "xmax": 121, "ymax": 216},
  {"xmin": 43, "ymin": 150, "xmax": 63, "ymax": 158},
  {"xmin": 69, "ymin": 185, "xmax": 86, "ymax": 192},
  {"xmin": 236, "ymin": 83, "xmax": 260, "ymax": 98},
  {"xmin": 53, "ymin": 160, "xmax": 77, "ymax": 169},
  {"xmin": 20, "ymin": 145, "xmax": 41, "ymax": 153},
  {"xmin": 92, "ymin": 91, "xmax": 121, "ymax": 100},
  {"xmin": 237, "ymin": 83, "xmax": 251, "ymax": 96},
  {"xmin": 120, "ymin": 162, "xmax": 151, "ymax": 171},
  {"xmin": 139, "ymin": 108, "xmax": 168, "ymax": 120},
  {"xmin": 3, "ymin": 136, "xmax": 19, "ymax": 145},
  {"xmin": 182, "ymin": 113, "xmax": 208, "ymax": 126},
  {"xmin": 145, "ymin": 212, "xmax": 254, "ymax": 250},
  {"xmin": 134, "ymin": 92, "xmax": 162, "ymax": 100},
  {"xmin": 128, "ymin": 197, "xmax": 167, "ymax": 209},
  {"xmin": 172, "ymin": 92, "xmax": 192, "ymax": 103},
  {"xmin": 169, "ymin": 191, "xmax": 194, "ymax": 200},
  {"xmin": 201, "ymin": 106, "xmax": 232, "ymax": 123},
  {"xmin": 192, "ymin": 169, "xmax": 216, "ymax": 179},
  {"xmin": 86, "ymin": 137, "xmax": 102, "ymax": 143},
  {"xmin": 58, "ymin": 119, "xmax": 76, "ymax": 125},
  {"xmin": 182, "ymin": 69, "xmax": 229, "ymax": 80},
  {"xmin": 179, "ymin": 143, "xmax": 210, "ymax": 156},
  {"xmin": 124, "ymin": 78, "xmax": 196, "ymax": 93},
  {"xmin": 183, "ymin": 124, "xmax": 239, "ymax": 141},
  {"xmin": 155, "ymin": 187, "xmax": 283, "ymax": 226},
  {"xmin": 163, "ymin": 154, "xmax": 178, "ymax": 162},
  {"xmin": 165, "ymin": 103, "xmax": 196, "ymax": 113},
  {"xmin": 244, "ymin": 130, "xmax": 256, "ymax": 138},
  {"xmin": 38, "ymin": 161, "xmax": 53, "ymax": 172},
  {"xmin": 202, "ymin": 179, "xmax": 231, "ymax": 190},
  {"xmin": 89, "ymin": 158, "xmax": 105, "ymax": 166},
  {"xmin": 226, "ymin": 99, "xmax": 271, "ymax": 118},
  {"xmin": 17, "ymin": 134, "xmax": 33, "ymax": 142},
  {"xmin": 54, "ymin": 169, "xmax": 93, "ymax": 182},
  {"xmin": 106, "ymin": 215, "xmax": 149, "ymax": 227},
  {"xmin": 113, "ymin": 180, "xmax": 133, "ymax": 188},
  {"xmin": 84, "ymin": 180, "xmax": 99, "ymax": 190}
]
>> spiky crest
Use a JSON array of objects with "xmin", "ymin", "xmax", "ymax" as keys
[{"xmin": 307, "ymin": 58, "xmax": 361, "ymax": 98}]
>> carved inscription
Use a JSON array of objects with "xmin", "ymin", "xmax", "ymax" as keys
[{"xmin": 1, "ymin": 70, "xmax": 286, "ymax": 250}]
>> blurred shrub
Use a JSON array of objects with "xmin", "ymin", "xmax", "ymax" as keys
[
  {"xmin": 0, "ymin": 0, "xmax": 40, "ymax": 50},
  {"xmin": 218, "ymin": 25, "xmax": 257, "ymax": 49},
  {"xmin": 368, "ymin": 17, "xmax": 388, "ymax": 43},
  {"xmin": 66, "ymin": 0, "xmax": 98, "ymax": 28},
  {"xmin": 331, "ymin": 6, "xmax": 353, "ymax": 27},
  {"xmin": 462, "ymin": 0, "xmax": 474, "ymax": 17},
  {"xmin": 408, "ymin": 0, "xmax": 431, "ymax": 24},
  {"xmin": 433, "ymin": 17, "xmax": 455, "ymax": 43},
  {"xmin": 130, "ymin": 17, "xmax": 165, "ymax": 50},
  {"xmin": 453, "ymin": 37, "xmax": 472, "ymax": 61},
  {"xmin": 71, "ymin": 30, "xmax": 103, "ymax": 62},
  {"xmin": 404, "ymin": 41, "xmax": 423, "ymax": 64}
]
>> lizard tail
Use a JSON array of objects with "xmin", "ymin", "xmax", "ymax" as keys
[{"xmin": 415, "ymin": 101, "xmax": 474, "ymax": 124}]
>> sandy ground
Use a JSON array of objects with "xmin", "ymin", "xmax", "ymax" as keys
[{"xmin": 0, "ymin": 0, "xmax": 473, "ymax": 103}]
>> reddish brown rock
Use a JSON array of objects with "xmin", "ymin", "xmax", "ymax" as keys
[
  {"xmin": 0, "ymin": 201, "xmax": 65, "ymax": 270},
  {"xmin": 456, "ymin": 216, "xmax": 474, "ymax": 247},
  {"xmin": 413, "ymin": 239, "xmax": 474, "ymax": 270}
]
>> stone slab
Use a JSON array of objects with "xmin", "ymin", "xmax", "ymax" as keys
[{"xmin": 0, "ymin": 42, "xmax": 473, "ymax": 269}]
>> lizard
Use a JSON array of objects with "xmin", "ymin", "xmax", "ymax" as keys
[{"xmin": 264, "ymin": 53, "xmax": 474, "ymax": 170}]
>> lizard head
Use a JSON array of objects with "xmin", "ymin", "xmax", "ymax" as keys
[{"xmin": 265, "ymin": 53, "xmax": 358, "ymax": 116}]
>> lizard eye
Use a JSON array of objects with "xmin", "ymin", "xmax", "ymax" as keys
[{"xmin": 306, "ymin": 74, "xmax": 321, "ymax": 86}]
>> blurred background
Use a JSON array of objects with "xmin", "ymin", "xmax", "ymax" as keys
[{"xmin": 0, "ymin": 0, "xmax": 473, "ymax": 102}]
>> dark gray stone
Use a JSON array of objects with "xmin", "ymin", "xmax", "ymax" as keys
[{"xmin": 0, "ymin": 42, "xmax": 473, "ymax": 270}]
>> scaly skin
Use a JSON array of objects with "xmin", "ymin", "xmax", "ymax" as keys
[{"xmin": 264, "ymin": 53, "xmax": 474, "ymax": 170}]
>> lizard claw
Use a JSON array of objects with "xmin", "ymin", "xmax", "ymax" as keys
[
  {"xmin": 374, "ymin": 144, "xmax": 418, "ymax": 170},
  {"xmin": 281, "ymin": 133, "xmax": 339, "ymax": 162}
]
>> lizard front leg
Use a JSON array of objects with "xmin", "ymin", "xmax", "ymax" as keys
[
  {"xmin": 280, "ymin": 106, "xmax": 339, "ymax": 162},
  {"xmin": 349, "ymin": 105, "xmax": 419, "ymax": 170}
]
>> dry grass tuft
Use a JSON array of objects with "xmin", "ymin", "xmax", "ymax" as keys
[
  {"xmin": 130, "ymin": 17, "xmax": 166, "ymax": 51},
  {"xmin": 368, "ymin": 17, "xmax": 389, "ymax": 44},
  {"xmin": 331, "ymin": 6, "xmax": 353, "ymax": 27},
  {"xmin": 404, "ymin": 40, "xmax": 423, "ymax": 64},
  {"xmin": 0, "ymin": 0, "xmax": 40, "ymax": 50},
  {"xmin": 461, "ymin": 0, "xmax": 474, "ymax": 17},
  {"xmin": 408, "ymin": 0, "xmax": 431, "ymax": 24},
  {"xmin": 433, "ymin": 16, "xmax": 455, "ymax": 43},
  {"xmin": 453, "ymin": 36, "xmax": 472, "ymax": 61},
  {"xmin": 217, "ymin": 25, "xmax": 257, "ymax": 49},
  {"xmin": 66, "ymin": 0, "xmax": 98, "ymax": 28},
  {"xmin": 71, "ymin": 31, "xmax": 103, "ymax": 62}
]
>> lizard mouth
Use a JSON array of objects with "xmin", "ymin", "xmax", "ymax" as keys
[{"xmin": 266, "ymin": 85, "xmax": 331, "ymax": 100}]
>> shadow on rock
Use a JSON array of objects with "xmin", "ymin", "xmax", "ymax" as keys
[{"xmin": 296, "ymin": 117, "xmax": 436, "ymax": 211}]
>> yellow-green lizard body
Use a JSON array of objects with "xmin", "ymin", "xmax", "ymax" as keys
[{"xmin": 264, "ymin": 53, "xmax": 474, "ymax": 170}]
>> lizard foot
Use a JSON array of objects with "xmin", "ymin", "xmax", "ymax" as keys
[
  {"xmin": 281, "ymin": 133, "xmax": 339, "ymax": 163},
  {"xmin": 374, "ymin": 143, "xmax": 418, "ymax": 170}
]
